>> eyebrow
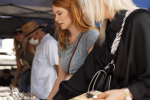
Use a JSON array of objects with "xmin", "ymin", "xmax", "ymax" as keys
[{"xmin": 53, "ymin": 10, "xmax": 61, "ymax": 14}]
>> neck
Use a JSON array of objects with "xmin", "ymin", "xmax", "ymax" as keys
[
  {"xmin": 68, "ymin": 25, "xmax": 81, "ymax": 38},
  {"xmin": 67, "ymin": 25, "xmax": 81, "ymax": 46},
  {"xmin": 39, "ymin": 31, "xmax": 46, "ymax": 42},
  {"xmin": 19, "ymin": 40, "xmax": 23, "ymax": 45},
  {"xmin": 108, "ymin": 10, "xmax": 116, "ymax": 22}
]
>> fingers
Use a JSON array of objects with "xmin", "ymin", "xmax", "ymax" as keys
[
  {"xmin": 93, "ymin": 92, "xmax": 108, "ymax": 100},
  {"xmin": 9, "ymin": 84, "xmax": 13, "ymax": 88},
  {"xmin": 10, "ymin": 84, "xmax": 14, "ymax": 89}
]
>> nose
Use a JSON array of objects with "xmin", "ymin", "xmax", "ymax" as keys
[{"xmin": 55, "ymin": 15, "xmax": 59, "ymax": 22}]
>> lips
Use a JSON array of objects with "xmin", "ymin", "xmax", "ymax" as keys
[{"xmin": 59, "ymin": 23, "xmax": 63, "ymax": 26}]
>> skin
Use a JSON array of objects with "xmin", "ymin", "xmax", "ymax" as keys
[
  {"xmin": 93, "ymin": 3, "xmax": 133, "ymax": 100},
  {"xmin": 15, "ymin": 32, "xmax": 24, "ymax": 42},
  {"xmin": 47, "ymin": 6, "xmax": 94, "ymax": 100},
  {"xmin": 27, "ymin": 30, "xmax": 44, "ymax": 43}
]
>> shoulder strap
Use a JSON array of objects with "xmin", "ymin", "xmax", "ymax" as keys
[
  {"xmin": 105, "ymin": 10, "xmax": 135, "ymax": 69},
  {"xmin": 109, "ymin": 10, "xmax": 134, "ymax": 64},
  {"xmin": 111, "ymin": 10, "xmax": 134, "ymax": 55},
  {"xmin": 67, "ymin": 32, "xmax": 84, "ymax": 75}
]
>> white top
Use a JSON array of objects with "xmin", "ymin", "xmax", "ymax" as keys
[{"xmin": 31, "ymin": 34, "xmax": 59, "ymax": 99}]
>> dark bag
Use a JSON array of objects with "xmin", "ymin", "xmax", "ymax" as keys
[
  {"xmin": 95, "ymin": 63, "xmax": 115, "ymax": 92},
  {"xmin": 25, "ymin": 71, "xmax": 31, "ymax": 85},
  {"xmin": 88, "ymin": 62, "xmax": 115, "ymax": 92}
]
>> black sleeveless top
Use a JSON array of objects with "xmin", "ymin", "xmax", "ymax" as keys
[{"xmin": 21, "ymin": 44, "xmax": 34, "ymax": 67}]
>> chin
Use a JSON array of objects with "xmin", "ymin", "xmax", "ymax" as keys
[
  {"xmin": 17, "ymin": 40, "xmax": 21, "ymax": 42},
  {"xmin": 61, "ymin": 27, "xmax": 67, "ymax": 30}
]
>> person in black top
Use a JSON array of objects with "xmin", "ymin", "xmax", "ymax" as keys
[
  {"xmin": 0, "ymin": 69, "xmax": 14, "ymax": 86},
  {"xmin": 53, "ymin": 0, "xmax": 150, "ymax": 100}
]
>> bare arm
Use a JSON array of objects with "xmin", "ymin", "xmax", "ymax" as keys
[
  {"xmin": 88, "ymin": 44, "xmax": 94, "ymax": 54},
  {"xmin": 47, "ymin": 57, "xmax": 67, "ymax": 100},
  {"xmin": 10, "ymin": 61, "xmax": 22, "ymax": 87},
  {"xmin": 54, "ymin": 65, "xmax": 58, "ymax": 76}
]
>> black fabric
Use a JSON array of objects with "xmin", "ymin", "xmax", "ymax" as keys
[
  {"xmin": 25, "ymin": 70, "xmax": 31, "ymax": 85},
  {"xmin": 95, "ymin": 63, "xmax": 115, "ymax": 92},
  {"xmin": 0, "ymin": 75, "xmax": 14, "ymax": 86},
  {"xmin": 53, "ymin": 9, "xmax": 150, "ymax": 100},
  {"xmin": 14, "ymin": 27, "xmax": 22, "ymax": 35}
]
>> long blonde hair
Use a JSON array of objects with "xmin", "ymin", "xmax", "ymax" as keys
[
  {"xmin": 52, "ymin": 0, "xmax": 98, "ymax": 50},
  {"xmin": 80, "ymin": 0, "xmax": 138, "ymax": 45},
  {"xmin": 13, "ymin": 35, "xmax": 27, "ymax": 61}
]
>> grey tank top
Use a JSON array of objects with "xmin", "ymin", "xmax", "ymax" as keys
[{"xmin": 58, "ymin": 29, "xmax": 99, "ymax": 73}]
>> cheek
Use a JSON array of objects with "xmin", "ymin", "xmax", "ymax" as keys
[
  {"xmin": 16, "ymin": 35, "xmax": 23, "ymax": 42},
  {"xmin": 64, "ymin": 14, "xmax": 72, "ymax": 25},
  {"xmin": 34, "ymin": 34, "xmax": 38, "ymax": 40},
  {"xmin": 15, "ymin": 36, "xmax": 19, "ymax": 41},
  {"xmin": 19, "ymin": 36, "xmax": 23, "ymax": 40}
]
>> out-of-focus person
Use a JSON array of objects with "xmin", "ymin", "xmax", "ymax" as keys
[
  {"xmin": 22, "ymin": 21, "xmax": 59, "ymax": 99},
  {"xmin": 10, "ymin": 27, "xmax": 36, "ymax": 92},
  {"xmin": 0, "ymin": 69, "xmax": 14, "ymax": 86}
]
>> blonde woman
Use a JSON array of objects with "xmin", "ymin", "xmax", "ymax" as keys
[
  {"xmin": 53, "ymin": 0, "xmax": 150, "ymax": 100},
  {"xmin": 10, "ymin": 27, "xmax": 36, "ymax": 92}
]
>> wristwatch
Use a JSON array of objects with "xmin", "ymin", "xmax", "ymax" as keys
[{"xmin": 124, "ymin": 88, "xmax": 132, "ymax": 100}]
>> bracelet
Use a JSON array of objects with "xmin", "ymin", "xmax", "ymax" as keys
[{"xmin": 124, "ymin": 88, "xmax": 132, "ymax": 100}]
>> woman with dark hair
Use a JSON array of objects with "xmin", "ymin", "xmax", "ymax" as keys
[
  {"xmin": 47, "ymin": 0, "xmax": 99, "ymax": 99},
  {"xmin": 53, "ymin": 0, "xmax": 150, "ymax": 100}
]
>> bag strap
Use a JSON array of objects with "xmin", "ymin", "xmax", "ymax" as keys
[
  {"xmin": 67, "ymin": 32, "xmax": 84, "ymax": 75},
  {"xmin": 109, "ymin": 10, "xmax": 134, "ymax": 64}
]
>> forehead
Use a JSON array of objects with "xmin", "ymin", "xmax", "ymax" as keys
[
  {"xmin": 15, "ymin": 32, "xmax": 23, "ymax": 36},
  {"xmin": 52, "ymin": 5, "xmax": 66, "ymax": 13}
]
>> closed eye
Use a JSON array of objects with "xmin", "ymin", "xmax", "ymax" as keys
[{"xmin": 58, "ymin": 12, "xmax": 62, "ymax": 15}]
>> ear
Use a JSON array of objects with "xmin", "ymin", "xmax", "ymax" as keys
[
  {"xmin": 33, "ymin": 32, "xmax": 38, "ymax": 39},
  {"xmin": 35, "ymin": 32, "xmax": 38, "ymax": 36}
]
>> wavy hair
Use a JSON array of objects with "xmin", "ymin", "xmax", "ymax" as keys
[
  {"xmin": 52, "ymin": 0, "xmax": 98, "ymax": 50},
  {"xmin": 13, "ymin": 35, "xmax": 27, "ymax": 61},
  {"xmin": 80, "ymin": 0, "xmax": 138, "ymax": 45}
]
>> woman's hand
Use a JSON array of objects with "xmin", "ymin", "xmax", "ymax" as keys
[
  {"xmin": 10, "ymin": 80, "xmax": 17, "ymax": 87},
  {"xmin": 23, "ymin": 65, "xmax": 31, "ymax": 71},
  {"xmin": 94, "ymin": 89, "xmax": 126, "ymax": 100}
]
